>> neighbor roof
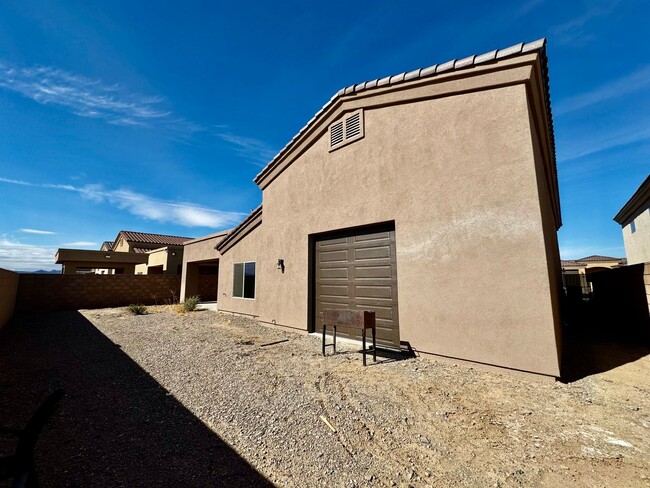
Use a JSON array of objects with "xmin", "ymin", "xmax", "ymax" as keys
[
  {"xmin": 254, "ymin": 38, "xmax": 555, "ymax": 190},
  {"xmin": 100, "ymin": 241, "xmax": 113, "ymax": 251},
  {"xmin": 613, "ymin": 174, "xmax": 650, "ymax": 226},
  {"xmin": 560, "ymin": 259, "xmax": 585, "ymax": 267},
  {"xmin": 577, "ymin": 255, "xmax": 625, "ymax": 262},
  {"xmin": 117, "ymin": 230, "xmax": 193, "ymax": 246}
]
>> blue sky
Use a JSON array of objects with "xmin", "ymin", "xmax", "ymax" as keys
[{"xmin": 0, "ymin": 0, "xmax": 647, "ymax": 271}]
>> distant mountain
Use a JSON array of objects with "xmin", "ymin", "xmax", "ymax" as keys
[{"xmin": 17, "ymin": 269, "xmax": 60, "ymax": 274}]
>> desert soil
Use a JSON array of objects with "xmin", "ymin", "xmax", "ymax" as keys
[{"xmin": 1, "ymin": 307, "xmax": 648, "ymax": 487}]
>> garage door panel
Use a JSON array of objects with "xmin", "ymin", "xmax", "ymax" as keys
[
  {"xmin": 355, "ymin": 265, "xmax": 392, "ymax": 279},
  {"xmin": 319, "ymin": 267, "xmax": 349, "ymax": 280},
  {"xmin": 315, "ymin": 227, "xmax": 399, "ymax": 349},
  {"xmin": 355, "ymin": 284, "xmax": 393, "ymax": 299},
  {"xmin": 354, "ymin": 232, "xmax": 390, "ymax": 242},
  {"xmin": 319, "ymin": 249, "xmax": 349, "ymax": 263},
  {"xmin": 354, "ymin": 246, "xmax": 391, "ymax": 261}
]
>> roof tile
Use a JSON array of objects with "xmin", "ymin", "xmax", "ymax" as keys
[
  {"xmin": 496, "ymin": 42, "xmax": 524, "ymax": 59},
  {"xmin": 377, "ymin": 75, "xmax": 392, "ymax": 87},
  {"xmin": 420, "ymin": 65, "xmax": 437, "ymax": 77},
  {"xmin": 436, "ymin": 60, "xmax": 455, "ymax": 73},
  {"xmin": 455, "ymin": 55, "xmax": 476, "ymax": 69},
  {"xmin": 474, "ymin": 50, "xmax": 498, "ymax": 64},
  {"xmin": 118, "ymin": 231, "xmax": 193, "ymax": 246},
  {"xmin": 404, "ymin": 68, "xmax": 422, "ymax": 81}
]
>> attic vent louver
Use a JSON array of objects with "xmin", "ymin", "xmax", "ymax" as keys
[
  {"xmin": 345, "ymin": 112, "xmax": 361, "ymax": 139},
  {"xmin": 330, "ymin": 121, "xmax": 344, "ymax": 147},
  {"xmin": 329, "ymin": 109, "xmax": 364, "ymax": 151}
]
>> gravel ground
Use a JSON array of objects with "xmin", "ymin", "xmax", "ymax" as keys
[{"xmin": 1, "ymin": 307, "xmax": 649, "ymax": 487}]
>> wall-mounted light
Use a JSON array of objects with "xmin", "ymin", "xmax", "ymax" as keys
[
  {"xmin": 105, "ymin": 255, "xmax": 111, "ymax": 259},
  {"xmin": 277, "ymin": 258, "xmax": 285, "ymax": 273}
]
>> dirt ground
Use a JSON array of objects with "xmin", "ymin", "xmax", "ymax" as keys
[{"xmin": 1, "ymin": 307, "xmax": 649, "ymax": 487}]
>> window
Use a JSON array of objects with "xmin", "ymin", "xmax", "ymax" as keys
[
  {"xmin": 233, "ymin": 262, "xmax": 256, "ymax": 299},
  {"xmin": 630, "ymin": 220, "xmax": 636, "ymax": 233},
  {"xmin": 329, "ymin": 109, "xmax": 364, "ymax": 151}
]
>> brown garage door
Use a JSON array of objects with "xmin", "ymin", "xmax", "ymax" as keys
[{"xmin": 315, "ymin": 227, "xmax": 400, "ymax": 349}]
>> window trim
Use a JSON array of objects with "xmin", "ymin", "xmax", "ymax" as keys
[
  {"xmin": 328, "ymin": 109, "xmax": 364, "ymax": 152},
  {"xmin": 233, "ymin": 261, "xmax": 256, "ymax": 300}
]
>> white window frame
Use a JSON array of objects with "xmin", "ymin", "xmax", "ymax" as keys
[
  {"xmin": 328, "ymin": 109, "xmax": 364, "ymax": 152},
  {"xmin": 233, "ymin": 261, "xmax": 256, "ymax": 300}
]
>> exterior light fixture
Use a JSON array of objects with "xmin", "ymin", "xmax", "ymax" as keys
[
  {"xmin": 277, "ymin": 259, "xmax": 285, "ymax": 272},
  {"xmin": 105, "ymin": 255, "xmax": 111, "ymax": 259}
]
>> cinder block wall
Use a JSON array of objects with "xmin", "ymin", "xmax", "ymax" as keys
[
  {"xmin": 16, "ymin": 275, "xmax": 181, "ymax": 311},
  {"xmin": 0, "ymin": 268, "xmax": 20, "ymax": 328}
]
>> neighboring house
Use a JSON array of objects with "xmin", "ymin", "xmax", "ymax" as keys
[
  {"xmin": 95, "ymin": 241, "xmax": 116, "ymax": 274},
  {"xmin": 56, "ymin": 231, "xmax": 193, "ymax": 275},
  {"xmin": 190, "ymin": 38, "xmax": 563, "ymax": 379},
  {"xmin": 561, "ymin": 255, "xmax": 626, "ymax": 298},
  {"xmin": 614, "ymin": 175, "xmax": 650, "ymax": 265}
]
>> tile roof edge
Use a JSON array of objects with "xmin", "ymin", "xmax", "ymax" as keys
[
  {"xmin": 215, "ymin": 205, "xmax": 263, "ymax": 252},
  {"xmin": 254, "ymin": 38, "xmax": 550, "ymax": 186}
]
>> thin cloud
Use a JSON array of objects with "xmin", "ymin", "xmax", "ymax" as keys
[
  {"xmin": 60, "ymin": 241, "xmax": 96, "ymax": 247},
  {"xmin": 19, "ymin": 228, "xmax": 56, "ymax": 235},
  {"xmin": 216, "ymin": 132, "xmax": 278, "ymax": 167},
  {"xmin": 550, "ymin": 2, "xmax": 619, "ymax": 46},
  {"xmin": 0, "ymin": 177, "xmax": 245, "ymax": 229},
  {"xmin": 555, "ymin": 65, "xmax": 650, "ymax": 115},
  {"xmin": 0, "ymin": 61, "xmax": 200, "ymax": 132},
  {"xmin": 560, "ymin": 125, "xmax": 650, "ymax": 161},
  {"xmin": 0, "ymin": 238, "xmax": 58, "ymax": 271}
]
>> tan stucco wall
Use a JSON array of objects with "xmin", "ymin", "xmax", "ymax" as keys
[
  {"xmin": 180, "ymin": 233, "xmax": 225, "ymax": 300},
  {"xmin": 623, "ymin": 208, "xmax": 650, "ymax": 265},
  {"xmin": 0, "ymin": 268, "xmax": 19, "ymax": 329},
  {"xmin": 218, "ymin": 80, "xmax": 561, "ymax": 377}
]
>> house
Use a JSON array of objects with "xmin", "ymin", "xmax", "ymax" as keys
[
  {"xmin": 561, "ymin": 255, "xmax": 626, "ymax": 298},
  {"xmin": 179, "ymin": 230, "xmax": 231, "ymax": 302},
  {"xmin": 56, "ymin": 230, "xmax": 193, "ymax": 275},
  {"xmin": 614, "ymin": 175, "xmax": 650, "ymax": 265},
  {"xmin": 183, "ymin": 38, "xmax": 562, "ymax": 378}
]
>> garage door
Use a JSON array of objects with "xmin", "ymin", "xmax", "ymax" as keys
[{"xmin": 315, "ymin": 227, "xmax": 400, "ymax": 349}]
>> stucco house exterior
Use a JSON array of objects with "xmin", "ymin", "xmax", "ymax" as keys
[
  {"xmin": 614, "ymin": 175, "xmax": 650, "ymax": 265},
  {"xmin": 184, "ymin": 38, "xmax": 563, "ymax": 378},
  {"xmin": 56, "ymin": 231, "xmax": 193, "ymax": 275}
]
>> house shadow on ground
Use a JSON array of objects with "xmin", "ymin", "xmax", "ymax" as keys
[
  {"xmin": 0, "ymin": 311, "xmax": 272, "ymax": 487},
  {"xmin": 560, "ymin": 297, "xmax": 650, "ymax": 383}
]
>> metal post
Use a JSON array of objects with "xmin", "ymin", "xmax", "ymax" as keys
[
  {"xmin": 372, "ymin": 326, "xmax": 377, "ymax": 362},
  {"xmin": 322, "ymin": 323, "xmax": 326, "ymax": 356},
  {"xmin": 333, "ymin": 325, "xmax": 336, "ymax": 354}
]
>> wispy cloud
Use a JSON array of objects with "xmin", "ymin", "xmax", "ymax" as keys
[
  {"xmin": 216, "ymin": 132, "xmax": 278, "ymax": 167},
  {"xmin": 0, "ymin": 238, "xmax": 57, "ymax": 271},
  {"xmin": 555, "ymin": 65, "xmax": 650, "ymax": 115},
  {"xmin": 19, "ymin": 228, "xmax": 56, "ymax": 235},
  {"xmin": 0, "ymin": 177, "xmax": 245, "ymax": 229},
  {"xmin": 60, "ymin": 241, "xmax": 96, "ymax": 247},
  {"xmin": 550, "ymin": 2, "xmax": 619, "ymax": 46},
  {"xmin": 0, "ymin": 60, "xmax": 201, "ymax": 131},
  {"xmin": 560, "ymin": 125, "xmax": 650, "ymax": 161}
]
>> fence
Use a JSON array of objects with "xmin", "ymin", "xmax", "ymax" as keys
[
  {"xmin": 15, "ymin": 274, "xmax": 182, "ymax": 312},
  {"xmin": 0, "ymin": 268, "xmax": 19, "ymax": 328}
]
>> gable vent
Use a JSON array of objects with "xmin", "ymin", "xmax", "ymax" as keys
[
  {"xmin": 330, "ymin": 121, "xmax": 344, "ymax": 147},
  {"xmin": 345, "ymin": 112, "xmax": 361, "ymax": 139},
  {"xmin": 329, "ymin": 109, "xmax": 364, "ymax": 151}
]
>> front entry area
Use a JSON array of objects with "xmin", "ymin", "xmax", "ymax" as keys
[{"xmin": 313, "ymin": 223, "xmax": 400, "ymax": 349}]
